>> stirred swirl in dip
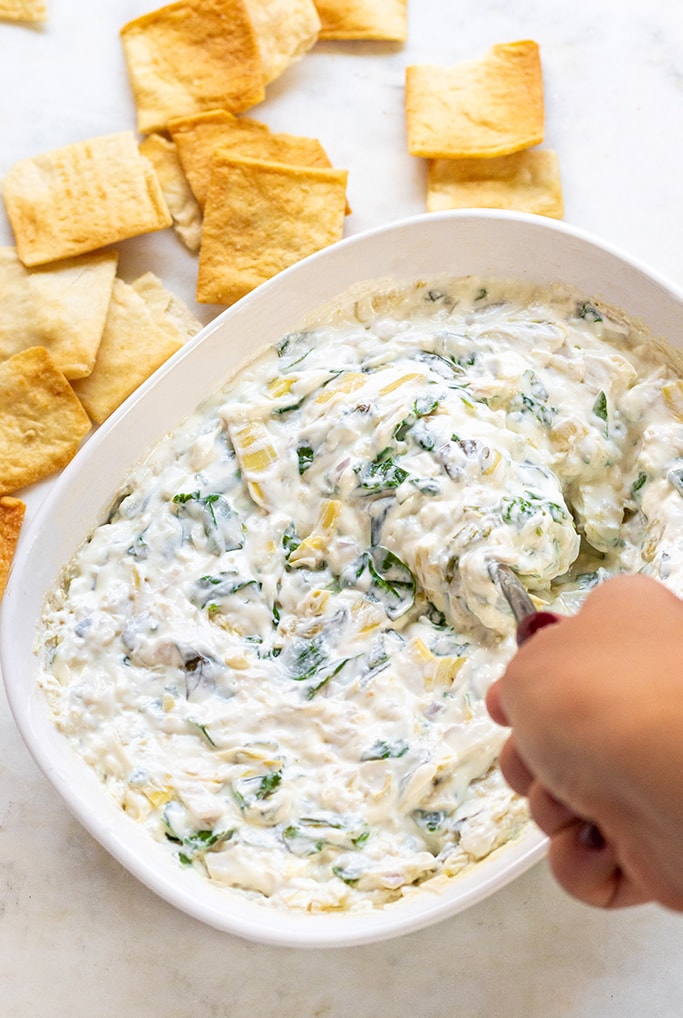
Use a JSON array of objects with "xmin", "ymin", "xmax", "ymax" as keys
[{"xmin": 38, "ymin": 277, "xmax": 683, "ymax": 912}]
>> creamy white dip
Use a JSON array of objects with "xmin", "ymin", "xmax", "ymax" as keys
[{"xmin": 37, "ymin": 277, "xmax": 683, "ymax": 912}]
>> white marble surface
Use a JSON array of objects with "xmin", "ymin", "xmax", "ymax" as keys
[{"xmin": 2, "ymin": 2, "xmax": 683, "ymax": 1015}]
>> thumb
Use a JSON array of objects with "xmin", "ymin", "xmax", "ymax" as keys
[{"xmin": 548, "ymin": 821, "xmax": 647, "ymax": 909}]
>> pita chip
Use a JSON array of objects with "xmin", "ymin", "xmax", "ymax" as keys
[
  {"xmin": 244, "ymin": 0, "xmax": 320, "ymax": 85},
  {"xmin": 0, "ymin": 247, "xmax": 118, "ymax": 378},
  {"xmin": 314, "ymin": 0, "xmax": 406, "ymax": 40},
  {"xmin": 169, "ymin": 109, "xmax": 268, "ymax": 204},
  {"xmin": 120, "ymin": 0, "xmax": 265, "ymax": 134},
  {"xmin": 406, "ymin": 40, "xmax": 544, "ymax": 158},
  {"xmin": 427, "ymin": 149, "xmax": 564, "ymax": 218},
  {"xmin": 139, "ymin": 134, "xmax": 202, "ymax": 252},
  {"xmin": 130, "ymin": 271, "xmax": 202, "ymax": 344},
  {"xmin": 1, "ymin": 132, "xmax": 172, "ymax": 267},
  {"xmin": 197, "ymin": 155, "xmax": 347, "ymax": 305},
  {"xmin": 0, "ymin": 346, "xmax": 91, "ymax": 496},
  {"xmin": 72, "ymin": 277, "xmax": 185, "ymax": 424},
  {"xmin": 0, "ymin": 0, "xmax": 46, "ymax": 21},
  {"xmin": 169, "ymin": 109, "xmax": 333, "ymax": 207},
  {"xmin": 0, "ymin": 496, "xmax": 25, "ymax": 600}
]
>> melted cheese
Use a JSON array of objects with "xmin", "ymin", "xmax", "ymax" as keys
[{"xmin": 37, "ymin": 277, "xmax": 683, "ymax": 912}]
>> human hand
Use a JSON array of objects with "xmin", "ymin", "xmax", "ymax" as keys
[{"xmin": 486, "ymin": 574, "xmax": 683, "ymax": 911}]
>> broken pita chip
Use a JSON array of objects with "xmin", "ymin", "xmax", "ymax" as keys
[
  {"xmin": 427, "ymin": 149, "xmax": 564, "ymax": 218},
  {"xmin": 0, "ymin": 496, "xmax": 25, "ymax": 600},
  {"xmin": 139, "ymin": 134, "xmax": 202, "ymax": 252},
  {"xmin": 130, "ymin": 271, "xmax": 202, "ymax": 344},
  {"xmin": 0, "ymin": 346, "xmax": 90, "ymax": 496},
  {"xmin": 314, "ymin": 0, "xmax": 407, "ymax": 40},
  {"xmin": 406, "ymin": 40, "xmax": 544, "ymax": 158},
  {"xmin": 1, "ymin": 132, "xmax": 172, "ymax": 267},
  {"xmin": 0, "ymin": 247, "xmax": 118, "ymax": 378},
  {"xmin": 0, "ymin": 0, "xmax": 46, "ymax": 22},
  {"xmin": 71, "ymin": 277, "xmax": 185, "ymax": 424},
  {"xmin": 169, "ymin": 109, "xmax": 333, "ymax": 207},
  {"xmin": 120, "ymin": 0, "xmax": 265, "ymax": 134},
  {"xmin": 197, "ymin": 156, "xmax": 347, "ymax": 305},
  {"xmin": 244, "ymin": 0, "xmax": 320, "ymax": 85}
]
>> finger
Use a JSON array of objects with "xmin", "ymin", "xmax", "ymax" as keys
[
  {"xmin": 498, "ymin": 736, "xmax": 534, "ymax": 796},
  {"xmin": 547, "ymin": 821, "xmax": 650, "ymax": 910},
  {"xmin": 485, "ymin": 680, "xmax": 508, "ymax": 726},
  {"xmin": 526, "ymin": 781, "xmax": 578, "ymax": 837}
]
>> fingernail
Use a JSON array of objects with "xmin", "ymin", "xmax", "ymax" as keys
[{"xmin": 578, "ymin": 821, "xmax": 605, "ymax": 850}]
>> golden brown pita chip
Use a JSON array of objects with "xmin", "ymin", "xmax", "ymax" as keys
[
  {"xmin": 169, "ymin": 109, "xmax": 332, "ymax": 207},
  {"xmin": 406, "ymin": 40, "xmax": 544, "ymax": 158},
  {"xmin": 0, "ymin": 0, "xmax": 46, "ymax": 21},
  {"xmin": 244, "ymin": 0, "xmax": 320, "ymax": 85},
  {"xmin": 130, "ymin": 271, "xmax": 202, "ymax": 344},
  {"xmin": 0, "ymin": 496, "xmax": 25, "ymax": 600},
  {"xmin": 139, "ymin": 134, "xmax": 202, "ymax": 252},
  {"xmin": 427, "ymin": 149, "xmax": 564, "ymax": 218},
  {"xmin": 120, "ymin": 0, "xmax": 265, "ymax": 134},
  {"xmin": 2, "ymin": 132, "xmax": 172, "ymax": 267},
  {"xmin": 314, "ymin": 0, "xmax": 406, "ymax": 40},
  {"xmin": 72, "ymin": 278, "xmax": 185, "ymax": 424},
  {"xmin": 197, "ymin": 156, "xmax": 347, "ymax": 305},
  {"xmin": 169, "ymin": 110, "xmax": 267, "ymax": 203},
  {"xmin": 0, "ymin": 346, "xmax": 90, "ymax": 496},
  {"xmin": 0, "ymin": 248, "xmax": 118, "ymax": 378}
]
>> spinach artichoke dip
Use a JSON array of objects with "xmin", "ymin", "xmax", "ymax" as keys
[{"xmin": 37, "ymin": 276, "xmax": 683, "ymax": 913}]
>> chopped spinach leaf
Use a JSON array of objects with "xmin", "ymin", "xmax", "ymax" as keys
[
  {"xmin": 355, "ymin": 455, "xmax": 408, "ymax": 491},
  {"xmin": 501, "ymin": 495, "xmax": 539, "ymax": 525},
  {"xmin": 410, "ymin": 477, "xmax": 441, "ymax": 495},
  {"xmin": 190, "ymin": 572, "xmax": 259, "ymax": 609},
  {"xmin": 306, "ymin": 657, "xmax": 350, "ymax": 700},
  {"xmin": 414, "ymin": 394, "xmax": 440, "ymax": 417},
  {"xmin": 631, "ymin": 471, "xmax": 647, "ymax": 496},
  {"xmin": 256, "ymin": 770, "xmax": 282, "ymax": 800},
  {"xmin": 576, "ymin": 302, "xmax": 603, "ymax": 322},
  {"xmin": 275, "ymin": 331, "xmax": 312, "ymax": 366},
  {"xmin": 297, "ymin": 444, "xmax": 314, "ymax": 474},
  {"xmin": 412, "ymin": 810, "xmax": 448, "ymax": 833},
  {"xmin": 344, "ymin": 546, "xmax": 416, "ymax": 620},
  {"xmin": 190, "ymin": 721, "xmax": 216, "ymax": 747},
  {"xmin": 283, "ymin": 634, "xmax": 326, "ymax": 681},
  {"xmin": 172, "ymin": 490, "xmax": 244, "ymax": 554},
  {"xmin": 332, "ymin": 865, "xmax": 360, "ymax": 885},
  {"xmin": 233, "ymin": 769, "xmax": 283, "ymax": 810},
  {"xmin": 282, "ymin": 522, "xmax": 301, "ymax": 559},
  {"xmin": 592, "ymin": 390, "xmax": 608, "ymax": 422},
  {"xmin": 361, "ymin": 738, "xmax": 409, "ymax": 761},
  {"xmin": 410, "ymin": 419, "xmax": 436, "ymax": 451},
  {"xmin": 163, "ymin": 815, "xmax": 234, "ymax": 865},
  {"xmin": 282, "ymin": 826, "xmax": 325, "ymax": 856},
  {"xmin": 414, "ymin": 350, "xmax": 462, "ymax": 380},
  {"xmin": 426, "ymin": 603, "xmax": 448, "ymax": 628},
  {"xmin": 501, "ymin": 492, "xmax": 567, "ymax": 527},
  {"xmin": 274, "ymin": 398, "xmax": 305, "ymax": 415}
]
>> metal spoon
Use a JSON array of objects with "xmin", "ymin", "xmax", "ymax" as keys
[{"xmin": 487, "ymin": 560, "xmax": 561, "ymax": 645}]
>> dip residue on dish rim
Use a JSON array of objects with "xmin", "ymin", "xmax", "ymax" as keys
[{"xmin": 36, "ymin": 275, "xmax": 683, "ymax": 913}]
